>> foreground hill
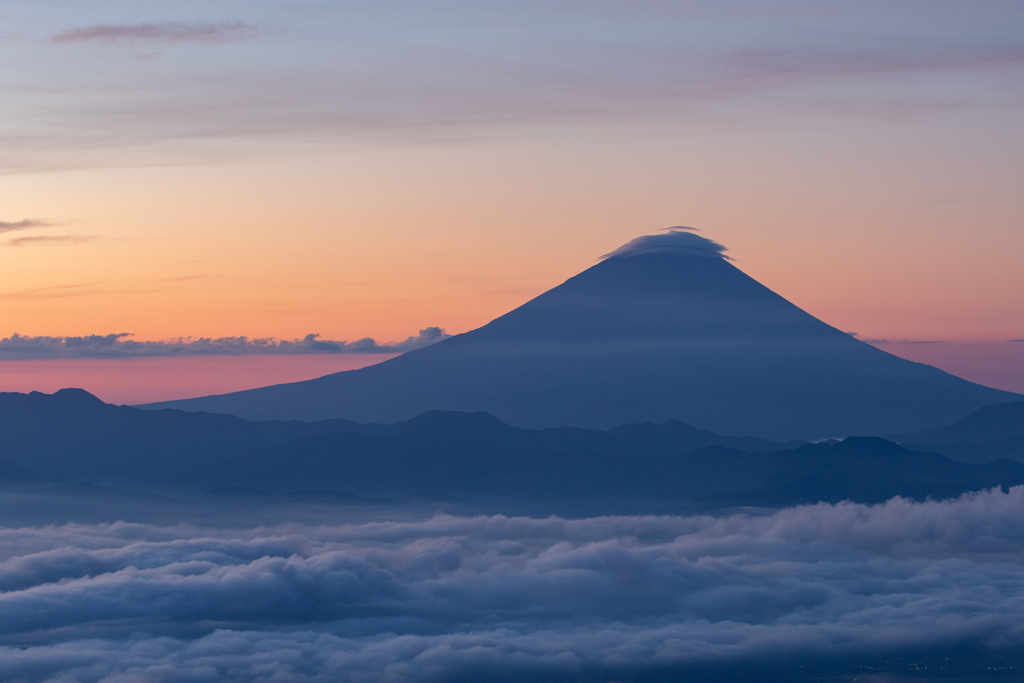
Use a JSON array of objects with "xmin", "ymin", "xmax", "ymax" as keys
[{"xmin": 141, "ymin": 232, "xmax": 1019, "ymax": 440}]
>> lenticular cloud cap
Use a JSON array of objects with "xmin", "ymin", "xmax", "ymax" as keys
[{"xmin": 600, "ymin": 228, "xmax": 730, "ymax": 261}]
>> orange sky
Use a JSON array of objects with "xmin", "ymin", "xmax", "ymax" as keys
[
  {"xmin": 2, "ymin": 1, "xmax": 1022, "ymax": 358},
  {"xmin": 3, "ymin": 119, "xmax": 1022, "ymax": 346}
]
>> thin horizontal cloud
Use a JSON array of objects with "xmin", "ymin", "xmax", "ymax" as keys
[
  {"xmin": 4, "ymin": 2, "xmax": 1022, "ymax": 172},
  {"xmin": 864, "ymin": 338, "xmax": 947, "ymax": 345},
  {"xmin": 2, "ymin": 488, "xmax": 1024, "ymax": 680},
  {"xmin": 0, "ymin": 283, "xmax": 98, "ymax": 301},
  {"xmin": 3, "ymin": 235, "xmax": 94, "ymax": 247},
  {"xmin": 0, "ymin": 219, "xmax": 52, "ymax": 234},
  {"xmin": 52, "ymin": 21, "xmax": 263, "ymax": 45},
  {"xmin": 160, "ymin": 275, "xmax": 206, "ymax": 282},
  {"xmin": 0, "ymin": 328, "xmax": 450, "ymax": 359}
]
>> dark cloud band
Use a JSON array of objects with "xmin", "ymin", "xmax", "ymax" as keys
[
  {"xmin": 52, "ymin": 21, "xmax": 262, "ymax": 45},
  {"xmin": 0, "ymin": 328, "xmax": 450, "ymax": 359},
  {"xmin": 0, "ymin": 220, "xmax": 52, "ymax": 235},
  {"xmin": 3, "ymin": 235, "xmax": 93, "ymax": 248}
]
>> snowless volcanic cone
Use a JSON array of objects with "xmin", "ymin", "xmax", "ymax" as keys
[{"xmin": 143, "ymin": 230, "xmax": 1020, "ymax": 440}]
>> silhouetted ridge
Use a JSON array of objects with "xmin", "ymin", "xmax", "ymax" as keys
[
  {"xmin": 907, "ymin": 401, "xmax": 1024, "ymax": 445},
  {"xmin": 3, "ymin": 390, "xmax": 1021, "ymax": 510},
  {"xmin": 892, "ymin": 401, "xmax": 1024, "ymax": 466}
]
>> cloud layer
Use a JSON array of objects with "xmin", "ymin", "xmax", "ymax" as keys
[
  {"xmin": 3, "ymin": 235, "xmax": 93, "ymax": 248},
  {"xmin": 52, "ymin": 21, "xmax": 262, "ymax": 45},
  {"xmin": 601, "ymin": 228, "xmax": 730, "ymax": 261},
  {"xmin": 0, "ymin": 220, "xmax": 51, "ymax": 235},
  {"xmin": 2, "ymin": 488, "xmax": 1024, "ymax": 681},
  {"xmin": 4, "ymin": 2, "xmax": 1023, "ymax": 171},
  {"xmin": 0, "ymin": 328, "xmax": 450, "ymax": 359}
]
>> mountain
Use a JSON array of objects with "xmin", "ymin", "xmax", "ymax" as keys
[
  {"xmin": 141, "ymin": 231, "xmax": 1020, "ymax": 440},
  {"xmin": 902, "ymin": 401, "xmax": 1024, "ymax": 445},
  {"xmin": 0, "ymin": 389, "xmax": 792, "ymax": 492},
  {"xmin": 894, "ymin": 401, "xmax": 1024, "ymax": 465},
  {"xmin": 0, "ymin": 388, "xmax": 360, "ymax": 491},
  {"xmin": 174, "ymin": 433, "xmax": 1024, "ymax": 511},
  {"xmin": 3, "ymin": 390, "xmax": 1020, "ymax": 512}
]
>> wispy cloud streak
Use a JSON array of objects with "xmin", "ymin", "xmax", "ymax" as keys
[
  {"xmin": 3, "ymin": 235, "xmax": 93, "ymax": 247},
  {"xmin": 0, "ymin": 219, "xmax": 52, "ymax": 234},
  {"xmin": 4, "ymin": 2, "xmax": 1022, "ymax": 171},
  {"xmin": 0, "ymin": 328, "xmax": 450, "ymax": 359},
  {"xmin": 52, "ymin": 21, "xmax": 262, "ymax": 45}
]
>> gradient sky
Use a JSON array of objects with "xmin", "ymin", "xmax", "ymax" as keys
[{"xmin": 2, "ymin": 1, "xmax": 1023, "ymax": 395}]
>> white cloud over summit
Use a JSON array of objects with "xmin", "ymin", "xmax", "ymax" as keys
[
  {"xmin": 2, "ymin": 488, "xmax": 1024, "ymax": 681},
  {"xmin": 601, "ymin": 229, "xmax": 731, "ymax": 261}
]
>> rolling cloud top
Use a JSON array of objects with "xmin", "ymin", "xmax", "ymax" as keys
[{"xmin": 601, "ymin": 228, "xmax": 730, "ymax": 261}]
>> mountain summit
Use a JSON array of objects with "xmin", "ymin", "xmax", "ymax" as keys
[{"xmin": 142, "ymin": 231, "xmax": 1020, "ymax": 439}]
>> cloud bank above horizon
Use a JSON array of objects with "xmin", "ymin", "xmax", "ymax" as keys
[
  {"xmin": 2, "ymin": 488, "xmax": 1024, "ymax": 681},
  {"xmin": 0, "ymin": 328, "xmax": 449, "ymax": 359}
]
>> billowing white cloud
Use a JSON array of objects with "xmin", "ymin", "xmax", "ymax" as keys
[
  {"xmin": 601, "ymin": 228, "xmax": 730, "ymax": 261},
  {"xmin": 1, "ymin": 487, "xmax": 1024, "ymax": 681},
  {"xmin": 0, "ymin": 328, "xmax": 450, "ymax": 359}
]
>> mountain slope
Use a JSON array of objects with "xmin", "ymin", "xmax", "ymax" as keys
[
  {"xmin": 894, "ymin": 401, "xmax": 1024, "ymax": 465},
  {"xmin": 903, "ymin": 401, "xmax": 1024, "ymax": 445},
  {"xmin": 141, "ymin": 233, "xmax": 1020, "ymax": 440}
]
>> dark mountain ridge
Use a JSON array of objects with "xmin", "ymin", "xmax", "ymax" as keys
[
  {"xmin": 0, "ymin": 389, "xmax": 792, "ymax": 492},
  {"xmin": 893, "ymin": 400, "xmax": 1024, "ymax": 464},
  {"xmin": 0, "ymin": 389, "xmax": 360, "ymax": 489},
  {"xmin": 901, "ymin": 400, "xmax": 1024, "ymax": 445},
  {"xmin": 187, "ymin": 432, "xmax": 1024, "ymax": 512},
  {"xmin": 2, "ymin": 390, "xmax": 1022, "ymax": 513}
]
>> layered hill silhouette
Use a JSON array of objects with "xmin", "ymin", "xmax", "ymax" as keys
[
  {"xmin": 143, "ymin": 231, "xmax": 1020, "ymax": 440},
  {"xmin": 3, "ymin": 389, "xmax": 1023, "ymax": 512},
  {"xmin": 0, "ymin": 388, "xmax": 792, "ymax": 492},
  {"xmin": 895, "ymin": 400, "xmax": 1024, "ymax": 464}
]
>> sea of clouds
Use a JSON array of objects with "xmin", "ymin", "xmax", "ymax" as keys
[{"xmin": 3, "ymin": 487, "xmax": 1024, "ymax": 682}]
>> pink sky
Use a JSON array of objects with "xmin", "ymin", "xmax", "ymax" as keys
[
  {"xmin": 1, "ymin": 343, "xmax": 1020, "ymax": 408},
  {"xmin": 0, "ymin": 355, "xmax": 398, "ymax": 406}
]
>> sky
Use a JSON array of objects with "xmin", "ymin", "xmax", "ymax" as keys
[{"xmin": 1, "ymin": 0, "xmax": 1023, "ymax": 399}]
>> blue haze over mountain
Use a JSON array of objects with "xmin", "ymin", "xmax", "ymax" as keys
[
  {"xmin": 3, "ymin": 389, "xmax": 1023, "ymax": 518},
  {"xmin": 895, "ymin": 400, "xmax": 1024, "ymax": 464},
  {"xmin": 144, "ymin": 231, "xmax": 1020, "ymax": 441}
]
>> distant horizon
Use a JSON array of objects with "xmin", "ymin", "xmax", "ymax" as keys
[{"xmin": 3, "ymin": 338, "xmax": 1022, "ymax": 407}]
